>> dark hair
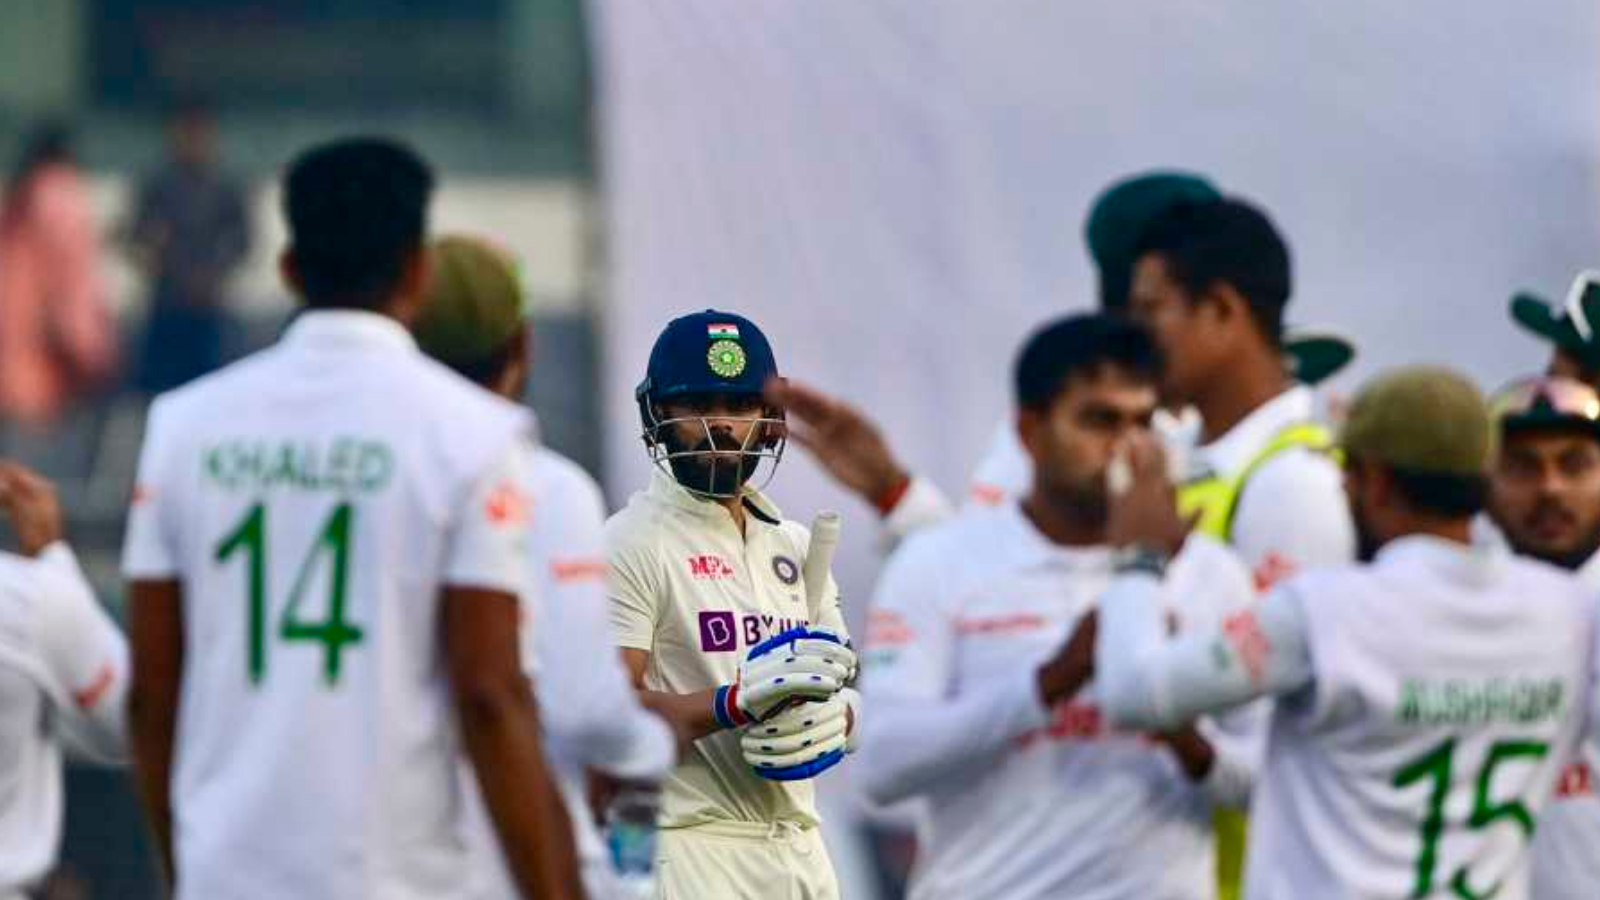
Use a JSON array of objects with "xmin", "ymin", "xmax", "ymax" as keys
[
  {"xmin": 1014, "ymin": 313, "xmax": 1163, "ymax": 411},
  {"xmin": 283, "ymin": 137, "xmax": 434, "ymax": 310},
  {"xmin": 1134, "ymin": 197, "xmax": 1291, "ymax": 345},
  {"xmin": 1387, "ymin": 464, "xmax": 1488, "ymax": 518},
  {"xmin": 443, "ymin": 330, "xmax": 526, "ymax": 389}
]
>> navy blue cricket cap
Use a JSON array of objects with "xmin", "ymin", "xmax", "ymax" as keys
[{"xmin": 638, "ymin": 309, "xmax": 780, "ymax": 405}]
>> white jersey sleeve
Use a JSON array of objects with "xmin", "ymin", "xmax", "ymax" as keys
[
  {"xmin": 122, "ymin": 396, "xmax": 180, "ymax": 580},
  {"xmin": 1230, "ymin": 450, "xmax": 1355, "ymax": 588},
  {"xmin": 1099, "ymin": 571, "xmax": 1315, "ymax": 732},
  {"xmin": 28, "ymin": 544, "xmax": 128, "ymax": 762},
  {"xmin": 529, "ymin": 456, "xmax": 674, "ymax": 780},
  {"xmin": 878, "ymin": 476, "xmax": 955, "ymax": 546},
  {"xmin": 443, "ymin": 443, "xmax": 531, "ymax": 595},
  {"xmin": 605, "ymin": 530, "xmax": 662, "ymax": 653},
  {"xmin": 856, "ymin": 532, "xmax": 1050, "ymax": 806}
]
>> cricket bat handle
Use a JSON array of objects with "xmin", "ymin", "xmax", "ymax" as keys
[{"xmin": 803, "ymin": 511, "xmax": 841, "ymax": 623}]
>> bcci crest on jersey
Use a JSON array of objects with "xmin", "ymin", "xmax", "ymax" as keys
[{"xmin": 698, "ymin": 610, "xmax": 809, "ymax": 653}]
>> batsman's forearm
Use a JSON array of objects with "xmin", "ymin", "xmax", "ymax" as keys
[
  {"xmin": 459, "ymin": 684, "xmax": 585, "ymax": 900},
  {"xmin": 637, "ymin": 687, "xmax": 724, "ymax": 750}
]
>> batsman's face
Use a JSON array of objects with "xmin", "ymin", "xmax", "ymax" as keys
[
  {"xmin": 1023, "ymin": 367, "xmax": 1158, "ymax": 520},
  {"xmin": 1129, "ymin": 254, "xmax": 1218, "ymax": 406},
  {"xmin": 658, "ymin": 393, "xmax": 774, "ymax": 496},
  {"xmin": 1489, "ymin": 429, "xmax": 1600, "ymax": 569}
]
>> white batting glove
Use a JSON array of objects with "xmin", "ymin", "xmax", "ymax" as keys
[
  {"xmin": 743, "ymin": 689, "xmax": 857, "ymax": 781},
  {"xmin": 793, "ymin": 626, "xmax": 857, "ymax": 682},
  {"xmin": 712, "ymin": 627, "xmax": 856, "ymax": 727}
]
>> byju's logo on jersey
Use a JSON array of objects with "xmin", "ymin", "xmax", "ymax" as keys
[
  {"xmin": 698, "ymin": 610, "xmax": 811, "ymax": 652},
  {"xmin": 687, "ymin": 555, "xmax": 736, "ymax": 580},
  {"xmin": 698, "ymin": 611, "xmax": 739, "ymax": 652}
]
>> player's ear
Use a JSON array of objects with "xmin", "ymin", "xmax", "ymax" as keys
[
  {"xmin": 397, "ymin": 245, "xmax": 431, "ymax": 304},
  {"xmin": 279, "ymin": 248, "xmax": 304, "ymax": 297},
  {"xmin": 1017, "ymin": 407, "xmax": 1042, "ymax": 458},
  {"xmin": 1200, "ymin": 282, "xmax": 1247, "ymax": 333}
]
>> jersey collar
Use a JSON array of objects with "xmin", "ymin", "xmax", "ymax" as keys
[
  {"xmin": 1194, "ymin": 385, "xmax": 1316, "ymax": 477},
  {"xmin": 281, "ymin": 310, "xmax": 419, "ymax": 355},
  {"xmin": 1375, "ymin": 533, "xmax": 1503, "ymax": 583},
  {"xmin": 1000, "ymin": 500, "xmax": 1115, "ymax": 571}
]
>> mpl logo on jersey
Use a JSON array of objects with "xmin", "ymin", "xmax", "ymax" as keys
[
  {"xmin": 697, "ymin": 610, "xmax": 809, "ymax": 652},
  {"xmin": 686, "ymin": 555, "xmax": 736, "ymax": 580}
]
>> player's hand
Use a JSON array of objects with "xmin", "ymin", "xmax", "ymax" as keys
[
  {"xmin": 0, "ymin": 460, "xmax": 63, "ymax": 557},
  {"xmin": 1105, "ymin": 432, "xmax": 1190, "ymax": 555},
  {"xmin": 1149, "ymin": 725, "xmax": 1216, "ymax": 783},
  {"xmin": 735, "ymin": 627, "xmax": 855, "ymax": 721},
  {"xmin": 1037, "ymin": 610, "xmax": 1096, "ymax": 706},
  {"xmin": 743, "ymin": 689, "xmax": 853, "ymax": 781},
  {"xmin": 763, "ymin": 378, "xmax": 911, "ymax": 512}
]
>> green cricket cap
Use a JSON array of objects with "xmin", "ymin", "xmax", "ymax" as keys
[
  {"xmin": 1284, "ymin": 328, "xmax": 1356, "ymax": 385},
  {"xmin": 413, "ymin": 235, "xmax": 527, "ymax": 369},
  {"xmin": 1509, "ymin": 275, "xmax": 1600, "ymax": 367},
  {"xmin": 1086, "ymin": 170, "xmax": 1220, "ymax": 309},
  {"xmin": 1340, "ymin": 366, "xmax": 1493, "ymax": 476}
]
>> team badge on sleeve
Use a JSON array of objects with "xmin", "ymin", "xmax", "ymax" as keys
[{"xmin": 772, "ymin": 555, "xmax": 800, "ymax": 586}]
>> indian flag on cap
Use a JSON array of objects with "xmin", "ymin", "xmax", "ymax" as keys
[{"xmin": 707, "ymin": 323, "xmax": 741, "ymax": 340}]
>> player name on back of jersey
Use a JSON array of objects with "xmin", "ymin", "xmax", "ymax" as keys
[
  {"xmin": 203, "ymin": 437, "xmax": 395, "ymax": 494},
  {"xmin": 1397, "ymin": 676, "xmax": 1566, "ymax": 726}
]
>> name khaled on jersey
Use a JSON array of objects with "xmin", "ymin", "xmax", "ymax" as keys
[{"xmin": 203, "ymin": 437, "xmax": 394, "ymax": 493}]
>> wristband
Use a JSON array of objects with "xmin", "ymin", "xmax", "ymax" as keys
[
  {"xmin": 873, "ymin": 474, "xmax": 912, "ymax": 517},
  {"xmin": 1112, "ymin": 543, "xmax": 1170, "ymax": 577},
  {"xmin": 713, "ymin": 684, "xmax": 752, "ymax": 730}
]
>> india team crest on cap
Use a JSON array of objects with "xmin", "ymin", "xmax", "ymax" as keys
[
  {"xmin": 772, "ymin": 555, "xmax": 800, "ymax": 586},
  {"xmin": 707, "ymin": 339, "xmax": 748, "ymax": 378}
]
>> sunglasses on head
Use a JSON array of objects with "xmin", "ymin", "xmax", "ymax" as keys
[{"xmin": 1490, "ymin": 375, "xmax": 1600, "ymax": 424}]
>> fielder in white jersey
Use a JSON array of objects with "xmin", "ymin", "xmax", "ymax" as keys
[
  {"xmin": 608, "ymin": 310, "xmax": 858, "ymax": 900},
  {"xmin": 123, "ymin": 141, "xmax": 581, "ymax": 900},
  {"xmin": 411, "ymin": 235, "xmax": 677, "ymax": 900},
  {"xmin": 0, "ymin": 463, "xmax": 126, "ymax": 900},
  {"xmin": 1480, "ymin": 374, "xmax": 1600, "ymax": 900},
  {"xmin": 1090, "ymin": 367, "xmax": 1600, "ymax": 900},
  {"xmin": 858, "ymin": 315, "xmax": 1257, "ymax": 900}
]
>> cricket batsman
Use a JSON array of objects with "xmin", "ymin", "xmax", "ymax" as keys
[{"xmin": 606, "ymin": 310, "xmax": 858, "ymax": 899}]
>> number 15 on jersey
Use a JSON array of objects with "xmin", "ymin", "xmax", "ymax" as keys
[{"xmin": 215, "ymin": 502, "xmax": 365, "ymax": 686}]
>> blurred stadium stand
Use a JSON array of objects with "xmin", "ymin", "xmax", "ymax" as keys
[{"xmin": 0, "ymin": 2, "xmax": 597, "ymax": 895}]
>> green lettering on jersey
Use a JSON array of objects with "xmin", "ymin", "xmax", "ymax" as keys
[
  {"xmin": 1396, "ymin": 678, "xmax": 1564, "ymax": 726},
  {"xmin": 202, "ymin": 438, "xmax": 393, "ymax": 495}
]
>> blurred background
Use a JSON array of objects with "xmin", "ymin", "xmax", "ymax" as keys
[{"xmin": 2, "ymin": 1, "xmax": 1598, "ymax": 896}]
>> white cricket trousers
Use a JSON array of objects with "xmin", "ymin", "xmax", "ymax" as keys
[{"xmin": 654, "ymin": 818, "xmax": 840, "ymax": 900}]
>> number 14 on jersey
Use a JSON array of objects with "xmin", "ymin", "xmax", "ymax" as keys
[{"xmin": 215, "ymin": 502, "xmax": 365, "ymax": 685}]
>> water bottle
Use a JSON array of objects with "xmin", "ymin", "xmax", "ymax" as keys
[{"xmin": 605, "ymin": 786, "xmax": 660, "ymax": 899}]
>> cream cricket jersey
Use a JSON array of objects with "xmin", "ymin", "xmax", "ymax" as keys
[
  {"xmin": 606, "ymin": 469, "xmax": 848, "ymax": 830},
  {"xmin": 1530, "ymin": 547, "xmax": 1600, "ymax": 900},
  {"xmin": 122, "ymin": 311, "xmax": 532, "ymax": 900},
  {"xmin": 1100, "ymin": 536, "xmax": 1599, "ymax": 900},
  {"xmin": 859, "ymin": 502, "xmax": 1255, "ymax": 900},
  {"xmin": 0, "ymin": 543, "xmax": 126, "ymax": 897}
]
